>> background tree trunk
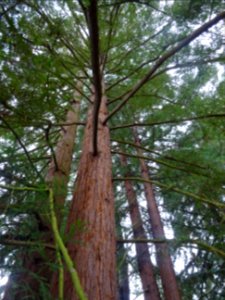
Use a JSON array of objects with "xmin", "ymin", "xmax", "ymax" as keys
[
  {"xmin": 117, "ymin": 235, "xmax": 130, "ymax": 300},
  {"xmin": 120, "ymin": 154, "xmax": 161, "ymax": 300},
  {"xmin": 133, "ymin": 128, "xmax": 181, "ymax": 300},
  {"xmin": 117, "ymin": 217, "xmax": 130, "ymax": 300}
]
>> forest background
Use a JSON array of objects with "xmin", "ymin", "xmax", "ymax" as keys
[{"xmin": 0, "ymin": 0, "xmax": 225, "ymax": 299}]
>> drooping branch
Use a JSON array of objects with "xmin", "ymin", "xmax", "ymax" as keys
[
  {"xmin": 104, "ymin": 10, "xmax": 225, "ymax": 123},
  {"xmin": 110, "ymin": 113, "xmax": 225, "ymax": 130}
]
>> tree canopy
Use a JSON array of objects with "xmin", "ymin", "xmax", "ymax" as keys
[{"xmin": 0, "ymin": 1, "xmax": 225, "ymax": 299}]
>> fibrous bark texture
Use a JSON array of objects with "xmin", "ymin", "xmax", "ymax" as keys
[
  {"xmin": 133, "ymin": 128, "xmax": 181, "ymax": 300},
  {"xmin": 46, "ymin": 97, "xmax": 81, "ymax": 223},
  {"xmin": 120, "ymin": 154, "xmax": 161, "ymax": 300},
  {"xmin": 58, "ymin": 94, "xmax": 117, "ymax": 300}
]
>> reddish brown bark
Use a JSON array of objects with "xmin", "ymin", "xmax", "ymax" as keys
[
  {"xmin": 133, "ymin": 128, "xmax": 181, "ymax": 300},
  {"xmin": 120, "ymin": 154, "xmax": 161, "ymax": 300},
  {"xmin": 3, "ymin": 95, "xmax": 80, "ymax": 300},
  {"xmin": 52, "ymin": 94, "xmax": 117, "ymax": 299},
  {"xmin": 46, "ymin": 97, "xmax": 81, "ymax": 223}
]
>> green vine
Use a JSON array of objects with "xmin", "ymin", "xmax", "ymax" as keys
[{"xmin": 49, "ymin": 188, "xmax": 88, "ymax": 300}]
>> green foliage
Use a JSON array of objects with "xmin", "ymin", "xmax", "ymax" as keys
[{"xmin": 0, "ymin": 0, "xmax": 225, "ymax": 299}]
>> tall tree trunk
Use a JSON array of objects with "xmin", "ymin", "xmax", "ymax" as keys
[
  {"xmin": 3, "ymin": 92, "xmax": 81, "ymax": 300},
  {"xmin": 117, "ymin": 243, "xmax": 130, "ymax": 300},
  {"xmin": 117, "ymin": 218, "xmax": 130, "ymax": 300},
  {"xmin": 52, "ymin": 92, "xmax": 117, "ymax": 299},
  {"xmin": 46, "ymin": 95, "xmax": 81, "ymax": 223},
  {"xmin": 133, "ymin": 128, "xmax": 181, "ymax": 300},
  {"xmin": 120, "ymin": 154, "xmax": 161, "ymax": 300}
]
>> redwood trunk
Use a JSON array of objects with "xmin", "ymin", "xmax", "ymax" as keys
[
  {"xmin": 55, "ymin": 94, "xmax": 117, "ymax": 299},
  {"xmin": 120, "ymin": 154, "xmax": 161, "ymax": 300},
  {"xmin": 3, "ymin": 95, "xmax": 80, "ymax": 300},
  {"xmin": 133, "ymin": 129, "xmax": 181, "ymax": 300},
  {"xmin": 46, "ymin": 96, "xmax": 81, "ymax": 223}
]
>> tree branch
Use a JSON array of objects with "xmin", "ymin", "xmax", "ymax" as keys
[
  {"xmin": 110, "ymin": 113, "xmax": 225, "ymax": 130},
  {"xmin": 117, "ymin": 238, "xmax": 225, "ymax": 259},
  {"xmin": 0, "ymin": 1, "xmax": 19, "ymax": 18},
  {"xmin": 117, "ymin": 238, "xmax": 168, "ymax": 244},
  {"xmin": 0, "ymin": 116, "xmax": 44, "ymax": 181},
  {"xmin": 111, "ymin": 138, "xmax": 207, "ymax": 170},
  {"xmin": 0, "ymin": 237, "xmax": 55, "ymax": 250},
  {"xmin": 111, "ymin": 150, "xmax": 208, "ymax": 178},
  {"xmin": 151, "ymin": 56, "xmax": 225, "ymax": 80},
  {"xmin": 113, "ymin": 176, "xmax": 225, "ymax": 209},
  {"xmin": 104, "ymin": 10, "xmax": 225, "ymax": 124},
  {"xmin": 106, "ymin": 22, "xmax": 172, "ymax": 92},
  {"xmin": 0, "ymin": 184, "xmax": 47, "ymax": 192}
]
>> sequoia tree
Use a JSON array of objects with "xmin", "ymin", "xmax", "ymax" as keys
[{"xmin": 1, "ymin": 1, "xmax": 225, "ymax": 300}]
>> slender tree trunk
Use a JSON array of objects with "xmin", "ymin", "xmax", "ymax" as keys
[
  {"xmin": 117, "ymin": 219, "xmax": 130, "ymax": 300},
  {"xmin": 120, "ymin": 154, "xmax": 161, "ymax": 300},
  {"xmin": 52, "ymin": 92, "xmax": 117, "ymax": 299},
  {"xmin": 132, "ymin": 128, "xmax": 181, "ymax": 300},
  {"xmin": 118, "ymin": 243, "xmax": 130, "ymax": 300},
  {"xmin": 3, "ymin": 91, "xmax": 81, "ymax": 300}
]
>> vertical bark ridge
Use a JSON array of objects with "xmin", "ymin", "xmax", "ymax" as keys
[
  {"xmin": 120, "ymin": 154, "xmax": 161, "ymax": 300},
  {"xmin": 133, "ymin": 128, "xmax": 181, "ymax": 300},
  {"xmin": 59, "ymin": 94, "xmax": 117, "ymax": 300},
  {"xmin": 46, "ymin": 92, "xmax": 81, "ymax": 223}
]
